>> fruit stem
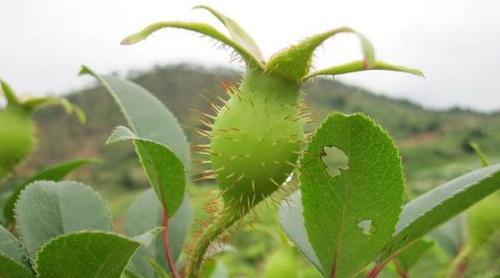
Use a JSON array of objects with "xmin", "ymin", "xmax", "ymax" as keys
[
  {"xmin": 187, "ymin": 210, "xmax": 239, "ymax": 278},
  {"xmin": 162, "ymin": 209, "xmax": 181, "ymax": 278}
]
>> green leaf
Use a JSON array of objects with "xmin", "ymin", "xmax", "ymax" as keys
[
  {"xmin": 133, "ymin": 227, "xmax": 164, "ymax": 247},
  {"xmin": 194, "ymin": 5, "xmax": 264, "ymax": 62},
  {"xmin": 124, "ymin": 189, "xmax": 193, "ymax": 278},
  {"xmin": 394, "ymin": 239, "xmax": 433, "ymax": 272},
  {"xmin": 0, "ymin": 253, "xmax": 33, "ymax": 278},
  {"xmin": 201, "ymin": 259, "xmax": 229, "ymax": 278},
  {"xmin": 80, "ymin": 66, "xmax": 190, "ymax": 172},
  {"xmin": 299, "ymin": 112, "xmax": 405, "ymax": 277},
  {"xmin": 266, "ymin": 27, "xmax": 374, "ymax": 81},
  {"xmin": 430, "ymin": 215, "xmax": 465, "ymax": 256},
  {"xmin": 4, "ymin": 158, "xmax": 98, "ymax": 223},
  {"xmin": 120, "ymin": 21, "xmax": 263, "ymax": 69},
  {"xmin": 0, "ymin": 225, "xmax": 28, "ymax": 264},
  {"xmin": 467, "ymin": 192, "xmax": 500, "ymax": 248},
  {"xmin": 0, "ymin": 191, "xmax": 10, "ymax": 226},
  {"xmin": 15, "ymin": 181, "xmax": 112, "ymax": 258},
  {"xmin": 304, "ymin": 60, "xmax": 424, "ymax": 81},
  {"xmin": 107, "ymin": 126, "xmax": 185, "ymax": 215},
  {"xmin": 279, "ymin": 191, "xmax": 324, "ymax": 275},
  {"xmin": 146, "ymin": 258, "xmax": 170, "ymax": 278},
  {"xmin": 263, "ymin": 248, "xmax": 299, "ymax": 278},
  {"xmin": 384, "ymin": 164, "xmax": 500, "ymax": 259},
  {"xmin": 35, "ymin": 231, "xmax": 140, "ymax": 278}
]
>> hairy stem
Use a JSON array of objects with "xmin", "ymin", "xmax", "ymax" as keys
[
  {"xmin": 187, "ymin": 210, "xmax": 239, "ymax": 278},
  {"xmin": 162, "ymin": 209, "xmax": 181, "ymax": 278}
]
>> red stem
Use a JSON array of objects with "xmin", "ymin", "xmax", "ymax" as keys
[
  {"xmin": 456, "ymin": 260, "xmax": 468, "ymax": 278},
  {"xmin": 367, "ymin": 259, "xmax": 391, "ymax": 278},
  {"xmin": 162, "ymin": 209, "xmax": 182, "ymax": 278}
]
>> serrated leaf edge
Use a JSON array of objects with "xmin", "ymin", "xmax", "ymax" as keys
[
  {"xmin": 14, "ymin": 180, "xmax": 114, "ymax": 258},
  {"xmin": 33, "ymin": 230, "xmax": 141, "ymax": 277}
]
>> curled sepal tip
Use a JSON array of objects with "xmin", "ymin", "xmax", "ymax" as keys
[
  {"xmin": 22, "ymin": 97, "xmax": 86, "ymax": 123},
  {"xmin": 304, "ymin": 60, "xmax": 424, "ymax": 81},
  {"xmin": 120, "ymin": 21, "xmax": 264, "ymax": 69},
  {"xmin": 0, "ymin": 79, "xmax": 20, "ymax": 106},
  {"xmin": 193, "ymin": 5, "xmax": 264, "ymax": 62},
  {"xmin": 266, "ymin": 27, "xmax": 375, "ymax": 82}
]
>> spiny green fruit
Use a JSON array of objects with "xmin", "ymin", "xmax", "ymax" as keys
[
  {"xmin": 121, "ymin": 5, "xmax": 423, "ymax": 276},
  {"xmin": 209, "ymin": 69, "xmax": 303, "ymax": 212},
  {"xmin": 0, "ymin": 80, "xmax": 84, "ymax": 181},
  {"xmin": 0, "ymin": 105, "xmax": 35, "ymax": 179}
]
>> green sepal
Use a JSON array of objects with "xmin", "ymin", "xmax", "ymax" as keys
[
  {"xmin": 266, "ymin": 27, "xmax": 374, "ymax": 82},
  {"xmin": 0, "ymin": 79, "xmax": 20, "ymax": 106},
  {"xmin": 22, "ymin": 97, "xmax": 86, "ymax": 123},
  {"xmin": 193, "ymin": 5, "xmax": 264, "ymax": 62},
  {"xmin": 121, "ymin": 21, "xmax": 264, "ymax": 69},
  {"xmin": 304, "ymin": 60, "xmax": 424, "ymax": 81}
]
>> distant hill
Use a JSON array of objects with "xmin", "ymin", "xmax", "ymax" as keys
[{"xmin": 25, "ymin": 64, "xmax": 500, "ymax": 193}]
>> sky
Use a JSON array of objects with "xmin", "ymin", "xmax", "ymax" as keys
[{"xmin": 0, "ymin": 0, "xmax": 499, "ymax": 111}]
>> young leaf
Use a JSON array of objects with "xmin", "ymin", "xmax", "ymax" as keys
[
  {"xmin": 0, "ymin": 254, "xmax": 33, "ymax": 278},
  {"xmin": 193, "ymin": 5, "xmax": 264, "ymax": 62},
  {"xmin": 300, "ymin": 113, "xmax": 405, "ymax": 277},
  {"xmin": 0, "ymin": 225, "xmax": 28, "ymax": 264},
  {"xmin": 304, "ymin": 60, "xmax": 424, "ymax": 81},
  {"xmin": 279, "ymin": 191, "xmax": 324, "ymax": 275},
  {"xmin": 4, "ymin": 157, "xmax": 98, "ymax": 223},
  {"xmin": 383, "ymin": 164, "xmax": 500, "ymax": 259},
  {"xmin": 80, "ymin": 66, "xmax": 190, "ymax": 172},
  {"xmin": 35, "ymin": 232, "xmax": 140, "ymax": 278},
  {"xmin": 107, "ymin": 126, "xmax": 185, "ymax": 215},
  {"xmin": 266, "ymin": 27, "xmax": 374, "ymax": 81},
  {"xmin": 120, "ymin": 21, "xmax": 263, "ymax": 69},
  {"xmin": 15, "ymin": 181, "xmax": 112, "ymax": 258},
  {"xmin": 124, "ymin": 189, "xmax": 193, "ymax": 278}
]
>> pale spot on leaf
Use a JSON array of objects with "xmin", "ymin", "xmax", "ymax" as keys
[
  {"xmin": 357, "ymin": 220, "xmax": 373, "ymax": 236},
  {"xmin": 321, "ymin": 146, "xmax": 349, "ymax": 177}
]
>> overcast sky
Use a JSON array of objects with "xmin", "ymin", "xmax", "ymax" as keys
[{"xmin": 1, "ymin": 0, "xmax": 499, "ymax": 111}]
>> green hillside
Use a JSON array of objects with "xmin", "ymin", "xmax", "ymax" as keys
[{"xmin": 23, "ymin": 64, "xmax": 500, "ymax": 195}]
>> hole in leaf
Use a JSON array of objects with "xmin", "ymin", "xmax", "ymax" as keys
[
  {"xmin": 321, "ymin": 146, "xmax": 349, "ymax": 177},
  {"xmin": 357, "ymin": 219, "xmax": 373, "ymax": 235}
]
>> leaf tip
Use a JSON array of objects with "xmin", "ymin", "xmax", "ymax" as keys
[{"xmin": 78, "ymin": 65, "xmax": 95, "ymax": 77}]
